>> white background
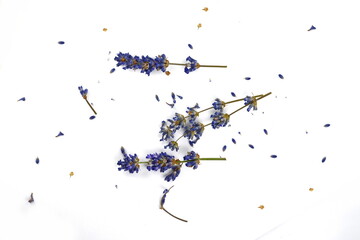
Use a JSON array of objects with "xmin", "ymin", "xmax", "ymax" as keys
[{"xmin": 1, "ymin": 0, "xmax": 360, "ymax": 239}]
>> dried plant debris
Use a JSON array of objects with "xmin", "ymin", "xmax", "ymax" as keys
[
  {"xmin": 258, "ymin": 205, "xmax": 264, "ymax": 209},
  {"xmin": 69, "ymin": 172, "xmax": 74, "ymax": 177},
  {"xmin": 28, "ymin": 193, "xmax": 34, "ymax": 203},
  {"xmin": 308, "ymin": 25, "xmax": 316, "ymax": 31},
  {"xmin": 202, "ymin": 7, "xmax": 208, "ymax": 12},
  {"xmin": 55, "ymin": 131, "xmax": 64, "ymax": 137},
  {"xmin": 197, "ymin": 23, "xmax": 202, "ymax": 29},
  {"xmin": 160, "ymin": 186, "xmax": 187, "ymax": 222},
  {"xmin": 309, "ymin": 188, "xmax": 314, "ymax": 191}
]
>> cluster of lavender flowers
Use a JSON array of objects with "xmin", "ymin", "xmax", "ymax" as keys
[
  {"xmin": 160, "ymin": 93, "xmax": 270, "ymax": 151},
  {"xmin": 111, "ymin": 52, "xmax": 226, "ymax": 76},
  {"xmin": 117, "ymin": 147, "xmax": 204, "ymax": 182},
  {"xmin": 117, "ymin": 92, "xmax": 271, "ymax": 182}
]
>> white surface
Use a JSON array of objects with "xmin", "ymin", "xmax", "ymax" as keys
[{"xmin": 1, "ymin": 0, "xmax": 360, "ymax": 239}]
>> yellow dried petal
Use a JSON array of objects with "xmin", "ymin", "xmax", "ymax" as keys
[
  {"xmin": 309, "ymin": 188, "xmax": 314, "ymax": 191},
  {"xmin": 258, "ymin": 205, "xmax": 264, "ymax": 209},
  {"xmin": 202, "ymin": 7, "xmax": 208, "ymax": 12},
  {"xmin": 165, "ymin": 71, "xmax": 171, "ymax": 76},
  {"xmin": 103, "ymin": 28, "xmax": 108, "ymax": 32}
]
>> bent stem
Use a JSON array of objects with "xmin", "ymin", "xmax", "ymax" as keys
[
  {"xmin": 85, "ymin": 99, "xmax": 97, "ymax": 115},
  {"xmin": 229, "ymin": 92, "xmax": 272, "ymax": 116},
  {"xmin": 161, "ymin": 207, "xmax": 188, "ymax": 222}
]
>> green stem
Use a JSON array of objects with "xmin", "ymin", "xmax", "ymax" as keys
[
  {"xmin": 168, "ymin": 63, "xmax": 227, "ymax": 68},
  {"xmin": 85, "ymin": 99, "xmax": 97, "ymax": 115},
  {"xmin": 161, "ymin": 207, "xmax": 188, "ymax": 222}
]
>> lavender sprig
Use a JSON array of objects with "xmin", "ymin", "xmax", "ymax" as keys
[
  {"xmin": 112, "ymin": 52, "xmax": 227, "ymax": 76},
  {"xmin": 78, "ymin": 86, "xmax": 97, "ymax": 115},
  {"xmin": 160, "ymin": 186, "xmax": 188, "ymax": 222}
]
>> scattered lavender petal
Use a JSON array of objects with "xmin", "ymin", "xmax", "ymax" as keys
[
  {"xmin": 264, "ymin": 129, "xmax": 268, "ymax": 135},
  {"xmin": 58, "ymin": 41, "xmax": 65, "ymax": 44},
  {"xmin": 270, "ymin": 155, "xmax": 277, "ymax": 158},
  {"xmin": 188, "ymin": 44, "xmax": 193, "ymax": 49},
  {"xmin": 28, "ymin": 193, "xmax": 34, "ymax": 203},
  {"xmin": 248, "ymin": 144, "xmax": 254, "ymax": 149},
  {"xmin": 231, "ymin": 92, "xmax": 236, "ymax": 97},
  {"xmin": 89, "ymin": 115, "xmax": 96, "ymax": 120},
  {"xmin": 155, "ymin": 95, "xmax": 160, "ymax": 102},
  {"xmin": 35, "ymin": 157, "xmax": 39, "ymax": 164},
  {"xmin": 166, "ymin": 102, "xmax": 174, "ymax": 108},
  {"xmin": 17, "ymin": 97, "xmax": 26, "ymax": 101},
  {"xmin": 177, "ymin": 95, "xmax": 183, "ymax": 99},
  {"xmin": 278, "ymin": 74, "xmax": 284, "ymax": 79},
  {"xmin": 115, "ymin": 185, "xmax": 118, "ymax": 189},
  {"xmin": 322, "ymin": 157, "xmax": 326, "ymax": 163},
  {"xmin": 171, "ymin": 92, "xmax": 176, "ymax": 103},
  {"xmin": 244, "ymin": 77, "xmax": 251, "ymax": 80},
  {"xmin": 238, "ymin": 131, "xmax": 241, "ymax": 135},
  {"xmin": 110, "ymin": 68, "xmax": 115, "ymax": 73},
  {"xmin": 324, "ymin": 124, "xmax": 330, "ymax": 128},
  {"xmin": 308, "ymin": 25, "xmax": 316, "ymax": 31},
  {"xmin": 111, "ymin": 98, "xmax": 115, "ymax": 101},
  {"xmin": 232, "ymin": 138, "xmax": 236, "ymax": 144},
  {"xmin": 55, "ymin": 132, "xmax": 64, "ymax": 137},
  {"xmin": 222, "ymin": 145, "xmax": 227, "ymax": 152}
]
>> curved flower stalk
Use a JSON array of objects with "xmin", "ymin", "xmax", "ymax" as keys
[
  {"xmin": 117, "ymin": 148, "xmax": 225, "ymax": 182},
  {"xmin": 160, "ymin": 92, "xmax": 272, "ymax": 150},
  {"xmin": 111, "ymin": 52, "xmax": 227, "ymax": 76},
  {"xmin": 160, "ymin": 186, "xmax": 188, "ymax": 222}
]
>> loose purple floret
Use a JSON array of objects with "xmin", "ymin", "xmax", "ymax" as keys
[
  {"xmin": 171, "ymin": 92, "xmax": 176, "ymax": 103},
  {"xmin": 89, "ymin": 115, "xmax": 96, "ymax": 120},
  {"xmin": 17, "ymin": 97, "xmax": 26, "ymax": 101},
  {"xmin": 35, "ymin": 157, "xmax": 39, "ymax": 164},
  {"xmin": 264, "ymin": 129, "xmax": 268, "ymax": 135},
  {"xmin": 188, "ymin": 44, "xmax": 193, "ymax": 49},
  {"xmin": 232, "ymin": 138, "xmax": 236, "ymax": 144},
  {"xmin": 231, "ymin": 92, "xmax": 236, "ymax": 97},
  {"xmin": 110, "ymin": 68, "xmax": 115, "ymax": 73},
  {"xmin": 238, "ymin": 131, "xmax": 241, "ymax": 135},
  {"xmin": 222, "ymin": 145, "xmax": 227, "ymax": 152},
  {"xmin": 244, "ymin": 77, "xmax": 251, "ymax": 80},
  {"xmin": 322, "ymin": 157, "xmax": 326, "ymax": 163},
  {"xmin": 324, "ymin": 124, "xmax": 330, "ymax": 128},
  {"xmin": 248, "ymin": 144, "xmax": 254, "ymax": 149},
  {"xmin": 278, "ymin": 74, "xmax": 284, "ymax": 79},
  {"xmin": 308, "ymin": 25, "xmax": 316, "ymax": 31},
  {"xmin": 58, "ymin": 41, "xmax": 65, "ymax": 44},
  {"xmin": 177, "ymin": 95, "xmax": 183, "ymax": 100},
  {"xmin": 155, "ymin": 95, "xmax": 160, "ymax": 102},
  {"xmin": 270, "ymin": 155, "xmax": 277, "ymax": 158},
  {"xmin": 56, "ymin": 131, "xmax": 64, "ymax": 137}
]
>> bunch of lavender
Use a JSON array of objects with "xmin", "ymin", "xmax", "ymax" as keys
[
  {"xmin": 160, "ymin": 92, "xmax": 272, "ymax": 151},
  {"xmin": 111, "ymin": 52, "xmax": 227, "ymax": 76},
  {"xmin": 117, "ymin": 147, "xmax": 225, "ymax": 182}
]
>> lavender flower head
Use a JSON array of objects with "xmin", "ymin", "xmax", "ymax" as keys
[
  {"xmin": 145, "ymin": 152, "xmax": 179, "ymax": 172},
  {"xmin": 212, "ymin": 98, "xmax": 226, "ymax": 111},
  {"xmin": 186, "ymin": 103, "xmax": 200, "ymax": 123},
  {"xmin": 165, "ymin": 165, "xmax": 181, "ymax": 182},
  {"xmin": 184, "ymin": 151, "xmax": 200, "ymax": 169},
  {"xmin": 211, "ymin": 112, "xmax": 230, "ymax": 129},
  {"xmin": 164, "ymin": 141, "xmax": 180, "ymax": 152},
  {"xmin": 159, "ymin": 121, "xmax": 175, "ymax": 141},
  {"xmin": 78, "ymin": 86, "xmax": 88, "ymax": 99},
  {"xmin": 244, "ymin": 96, "xmax": 258, "ymax": 112},
  {"xmin": 117, "ymin": 147, "xmax": 140, "ymax": 173},
  {"xmin": 183, "ymin": 121, "xmax": 205, "ymax": 146},
  {"xmin": 184, "ymin": 56, "xmax": 200, "ymax": 74},
  {"xmin": 114, "ymin": 52, "xmax": 169, "ymax": 76}
]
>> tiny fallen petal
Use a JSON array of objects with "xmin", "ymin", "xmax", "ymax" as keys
[
  {"xmin": 177, "ymin": 95, "xmax": 183, "ymax": 100},
  {"xmin": 110, "ymin": 68, "xmax": 115, "ymax": 73},
  {"xmin": 324, "ymin": 124, "xmax": 330, "ymax": 128},
  {"xmin": 222, "ymin": 145, "xmax": 227, "ymax": 152},
  {"xmin": 17, "ymin": 97, "xmax": 26, "ymax": 101},
  {"xmin": 322, "ymin": 157, "xmax": 326, "ymax": 163},
  {"xmin": 270, "ymin": 155, "xmax": 277, "ymax": 158},
  {"xmin": 278, "ymin": 74, "xmax": 284, "ymax": 79},
  {"xmin": 58, "ymin": 41, "xmax": 65, "ymax": 44},
  {"xmin": 231, "ymin": 92, "xmax": 236, "ymax": 97},
  {"xmin": 248, "ymin": 144, "xmax": 254, "ymax": 149},
  {"xmin": 35, "ymin": 157, "xmax": 39, "ymax": 164},
  {"xmin": 264, "ymin": 129, "xmax": 268, "ymax": 135},
  {"xmin": 89, "ymin": 115, "xmax": 96, "ymax": 120},
  {"xmin": 56, "ymin": 132, "xmax": 64, "ymax": 137},
  {"xmin": 244, "ymin": 77, "xmax": 251, "ymax": 80},
  {"xmin": 232, "ymin": 138, "xmax": 236, "ymax": 144},
  {"xmin": 188, "ymin": 44, "xmax": 193, "ymax": 49},
  {"xmin": 155, "ymin": 95, "xmax": 160, "ymax": 102}
]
